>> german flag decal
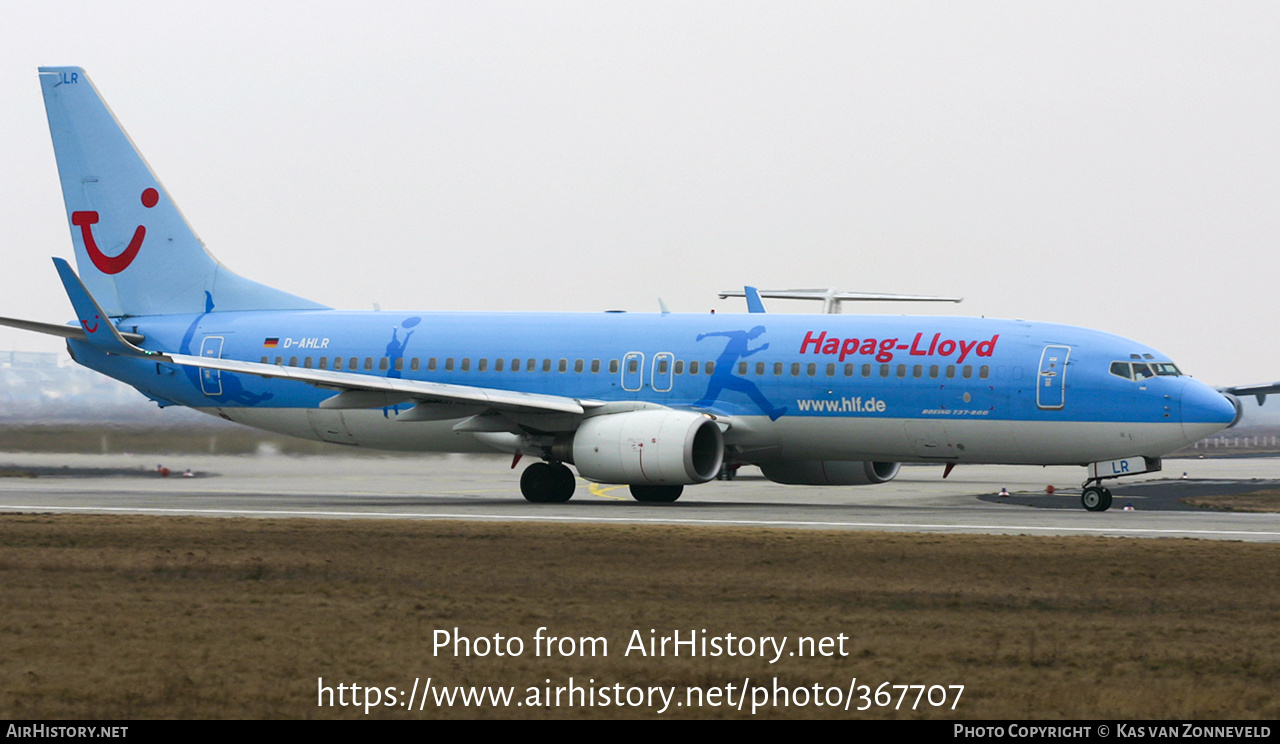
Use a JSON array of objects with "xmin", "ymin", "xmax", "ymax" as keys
[{"xmin": 263, "ymin": 338, "xmax": 279, "ymax": 348}]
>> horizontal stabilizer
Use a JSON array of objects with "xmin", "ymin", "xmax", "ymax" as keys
[{"xmin": 0, "ymin": 314, "xmax": 144, "ymax": 344}]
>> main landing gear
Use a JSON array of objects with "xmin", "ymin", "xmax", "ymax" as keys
[
  {"xmin": 629, "ymin": 484, "xmax": 684, "ymax": 503},
  {"xmin": 520, "ymin": 461, "xmax": 576, "ymax": 503},
  {"xmin": 519, "ymin": 461, "xmax": 686, "ymax": 504}
]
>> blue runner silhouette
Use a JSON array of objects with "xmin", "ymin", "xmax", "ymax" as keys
[{"xmin": 693, "ymin": 326, "xmax": 787, "ymax": 420}]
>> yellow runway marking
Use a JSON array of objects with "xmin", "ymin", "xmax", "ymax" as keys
[{"xmin": 587, "ymin": 482, "xmax": 629, "ymax": 500}]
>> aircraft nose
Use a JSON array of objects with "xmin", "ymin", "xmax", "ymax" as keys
[{"xmin": 1181, "ymin": 379, "xmax": 1237, "ymax": 443}]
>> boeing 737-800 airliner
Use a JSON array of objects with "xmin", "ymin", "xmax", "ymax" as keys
[{"xmin": 2, "ymin": 67, "xmax": 1252, "ymax": 511}]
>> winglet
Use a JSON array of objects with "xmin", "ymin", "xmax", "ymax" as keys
[
  {"xmin": 743, "ymin": 286, "xmax": 767, "ymax": 314},
  {"xmin": 53, "ymin": 257, "xmax": 164, "ymax": 358}
]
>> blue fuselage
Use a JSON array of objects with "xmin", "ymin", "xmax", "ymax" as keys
[{"xmin": 70, "ymin": 310, "xmax": 1236, "ymax": 466}]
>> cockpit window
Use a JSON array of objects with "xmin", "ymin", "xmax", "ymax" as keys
[{"xmin": 1111, "ymin": 360, "xmax": 1181, "ymax": 380}]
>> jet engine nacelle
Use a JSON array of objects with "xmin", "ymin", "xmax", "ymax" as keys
[
  {"xmin": 1222, "ymin": 393, "xmax": 1245, "ymax": 429},
  {"xmin": 758, "ymin": 460, "xmax": 900, "ymax": 486},
  {"xmin": 570, "ymin": 410, "xmax": 724, "ymax": 485}
]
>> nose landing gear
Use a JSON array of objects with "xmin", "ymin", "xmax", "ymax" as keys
[
  {"xmin": 1080, "ymin": 456, "xmax": 1161, "ymax": 512},
  {"xmin": 1081, "ymin": 485, "xmax": 1113, "ymax": 512}
]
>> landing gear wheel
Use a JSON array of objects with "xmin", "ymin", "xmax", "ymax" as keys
[
  {"xmin": 520, "ymin": 462, "xmax": 576, "ymax": 503},
  {"xmin": 629, "ymin": 484, "xmax": 684, "ymax": 503},
  {"xmin": 1081, "ymin": 486, "xmax": 1113, "ymax": 512}
]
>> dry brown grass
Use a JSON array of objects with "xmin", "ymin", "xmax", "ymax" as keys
[
  {"xmin": 1183, "ymin": 489, "xmax": 1280, "ymax": 512},
  {"xmin": 1, "ymin": 514, "xmax": 1277, "ymax": 719}
]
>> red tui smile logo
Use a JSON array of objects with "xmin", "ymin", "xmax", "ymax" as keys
[{"xmin": 71, "ymin": 188, "xmax": 158, "ymax": 275}]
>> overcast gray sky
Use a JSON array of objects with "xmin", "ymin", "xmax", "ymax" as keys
[{"xmin": 1, "ymin": 2, "xmax": 1276, "ymax": 386}]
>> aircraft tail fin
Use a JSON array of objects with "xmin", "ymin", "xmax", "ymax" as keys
[{"xmin": 38, "ymin": 67, "xmax": 328, "ymax": 318}]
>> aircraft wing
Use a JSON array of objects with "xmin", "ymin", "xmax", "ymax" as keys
[
  {"xmin": 168, "ymin": 353, "xmax": 602, "ymax": 415},
  {"xmin": 45, "ymin": 257, "xmax": 600, "ymax": 417},
  {"xmin": 719, "ymin": 287, "xmax": 962, "ymax": 314},
  {"xmin": 1219, "ymin": 382, "xmax": 1280, "ymax": 406}
]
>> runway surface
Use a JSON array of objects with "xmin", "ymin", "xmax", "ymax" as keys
[{"xmin": 2, "ymin": 452, "xmax": 1280, "ymax": 542}]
